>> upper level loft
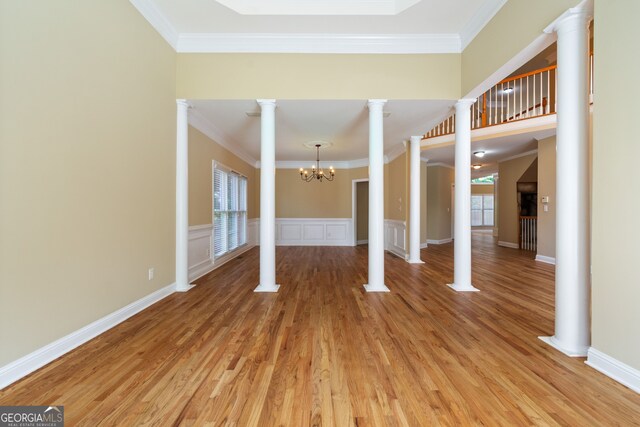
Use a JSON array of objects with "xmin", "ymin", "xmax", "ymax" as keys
[{"xmin": 423, "ymin": 46, "xmax": 594, "ymax": 143}]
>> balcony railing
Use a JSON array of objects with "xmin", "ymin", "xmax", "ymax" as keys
[{"xmin": 423, "ymin": 56, "xmax": 593, "ymax": 140}]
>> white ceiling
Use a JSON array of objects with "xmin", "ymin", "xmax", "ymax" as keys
[
  {"xmin": 421, "ymin": 128, "xmax": 556, "ymax": 178},
  {"xmin": 130, "ymin": 0, "xmax": 507, "ymax": 52},
  {"xmin": 190, "ymin": 99, "xmax": 453, "ymax": 164}
]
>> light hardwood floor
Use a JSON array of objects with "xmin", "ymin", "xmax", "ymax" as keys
[{"xmin": 2, "ymin": 233, "xmax": 640, "ymax": 426}]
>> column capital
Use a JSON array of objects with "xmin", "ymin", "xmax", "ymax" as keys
[
  {"xmin": 455, "ymin": 98, "xmax": 476, "ymax": 109},
  {"xmin": 367, "ymin": 99, "xmax": 387, "ymax": 109},
  {"xmin": 544, "ymin": 0, "xmax": 592, "ymax": 34},
  {"xmin": 176, "ymin": 99, "xmax": 191, "ymax": 108},
  {"xmin": 257, "ymin": 99, "xmax": 277, "ymax": 108},
  {"xmin": 409, "ymin": 135, "xmax": 422, "ymax": 145}
]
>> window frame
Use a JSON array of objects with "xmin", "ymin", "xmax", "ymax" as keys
[{"xmin": 212, "ymin": 161, "xmax": 248, "ymax": 260}]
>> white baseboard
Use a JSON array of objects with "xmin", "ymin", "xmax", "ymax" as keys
[
  {"xmin": 0, "ymin": 282, "xmax": 176, "ymax": 391},
  {"xmin": 498, "ymin": 241, "xmax": 519, "ymax": 249},
  {"xmin": 356, "ymin": 239, "xmax": 368, "ymax": 245},
  {"xmin": 426, "ymin": 238, "xmax": 452, "ymax": 245},
  {"xmin": 190, "ymin": 244, "xmax": 255, "ymax": 282},
  {"xmin": 586, "ymin": 347, "xmax": 640, "ymax": 394},
  {"xmin": 420, "ymin": 242, "xmax": 428, "ymax": 249},
  {"xmin": 535, "ymin": 254, "xmax": 556, "ymax": 265}
]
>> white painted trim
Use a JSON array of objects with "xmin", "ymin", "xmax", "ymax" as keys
[
  {"xmin": 535, "ymin": 254, "xmax": 556, "ymax": 265},
  {"xmin": 190, "ymin": 244, "xmax": 256, "ymax": 282},
  {"xmin": 498, "ymin": 240, "xmax": 519, "ymax": 249},
  {"xmin": 421, "ymin": 242, "xmax": 429, "ymax": 249},
  {"xmin": 357, "ymin": 239, "xmax": 369, "ymax": 245},
  {"xmin": 586, "ymin": 347, "xmax": 640, "ymax": 394},
  {"xmin": 459, "ymin": 0, "xmax": 508, "ymax": 50},
  {"xmin": 0, "ymin": 282, "xmax": 176, "ymax": 390},
  {"xmin": 498, "ymin": 149, "xmax": 539, "ymax": 163},
  {"xmin": 177, "ymin": 33, "xmax": 461, "ymax": 54},
  {"xmin": 384, "ymin": 219, "xmax": 407, "ymax": 259},
  {"xmin": 385, "ymin": 141, "xmax": 407, "ymax": 163},
  {"xmin": 276, "ymin": 218, "xmax": 354, "ymax": 246},
  {"xmin": 426, "ymin": 238, "xmax": 452, "ymax": 245},
  {"xmin": 129, "ymin": 0, "xmax": 178, "ymax": 49},
  {"xmin": 188, "ymin": 109, "xmax": 258, "ymax": 167},
  {"xmin": 425, "ymin": 162, "xmax": 454, "ymax": 169}
]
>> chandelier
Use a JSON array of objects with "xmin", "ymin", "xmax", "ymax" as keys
[{"xmin": 300, "ymin": 144, "xmax": 335, "ymax": 182}]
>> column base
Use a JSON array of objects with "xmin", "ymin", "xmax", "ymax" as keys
[
  {"xmin": 254, "ymin": 284, "xmax": 280, "ymax": 293},
  {"xmin": 539, "ymin": 336, "xmax": 588, "ymax": 357},
  {"xmin": 175, "ymin": 284, "xmax": 196, "ymax": 293},
  {"xmin": 407, "ymin": 258, "xmax": 425, "ymax": 264},
  {"xmin": 447, "ymin": 283, "xmax": 479, "ymax": 292},
  {"xmin": 363, "ymin": 284, "xmax": 390, "ymax": 293}
]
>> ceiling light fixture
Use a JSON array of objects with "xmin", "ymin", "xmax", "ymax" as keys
[
  {"xmin": 503, "ymin": 87, "xmax": 514, "ymax": 94},
  {"xmin": 472, "ymin": 164, "xmax": 482, "ymax": 170},
  {"xmin": 474, "ymin": 151, "xmax": 485, "ymax": 158},
  {"xmin": 300, "ymin": 144, "xmax": 335, "ymax": 182}
]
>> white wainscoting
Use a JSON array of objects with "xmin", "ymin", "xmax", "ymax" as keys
[
  {"xmin": 188, "ymin": 222, "xmax": 258, "ymax": 281},
  {"xmin": 384, "ymin": 219, "xmax": 407, "ymax": 259},
  {"xmin": 276, "ymin": 218, "xmax": 353, "ymax": 246}
]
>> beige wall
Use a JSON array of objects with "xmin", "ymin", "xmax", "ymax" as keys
[
  {"xmin": 356, "ymin": 181, "xmax": 369, "ymax": 241},
  {"xmin": 462, "ymin": 0, "xmax": 580, "ymax": 95},
  {"xmin": 497, "ymin": 154, "xmax": 538, "ymax": 245},
  {"xmin": 426, "ymin": 166, "xmax": 454, "ymax": 241},
  {"xmin": 472, "ymin": 184, "xmax": 494, "ymax": 195},
  {"xmin": 536, "ymin": 136, "xmax": 556, "ymax": 259},
  {"xmin": 592, "ymin": 0, "xmax": 640, "ymax": 370},
  {"xmin": 177, "ymin": 54, "xmax": 461, "ymax": 100},
  {"xmin": 386, "ymin": 153, "xmax": 407, "ymax": 222},
  {"xmin": 0, "ymin": 1, "xmax": 177, "ymax": 366},
  {"xmin": 189, "ymin": 126, "xmax": 258, "ymax": 225},
  {"xmin": 274, "ymin": 167, "xmax": 368, "ymax": 218}
]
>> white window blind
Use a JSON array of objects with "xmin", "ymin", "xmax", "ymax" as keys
[
  {"xmin": 213, "ymin": 162, "xmax": 247, "ymax": 259},
  {"xmin": 471, "ymin": 194, "xmax": 494, "ymax": 227}
]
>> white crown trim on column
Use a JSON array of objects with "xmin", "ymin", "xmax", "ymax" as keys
[
  {"xmin": 129, "ymin": 0, "xmax": 179, "ymax": 49},
  {"xmin": 188, "ymin": 109, "xmax": 258, "ymax": 167}
]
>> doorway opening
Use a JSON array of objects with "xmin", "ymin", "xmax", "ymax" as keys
[{"xmin": 352, "ymin": 179, "xmax": 369, "ymax": 245}]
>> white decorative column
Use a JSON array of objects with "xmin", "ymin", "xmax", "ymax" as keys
[
  {"xmin": 540, "ymin": 5, "xmax": 591, "ymax": 356},
  {"xmin": 255, "ymin": 99, "xmax": 280, "ymax": 293},
  {"xmin": 364, "ymin": 99, "xmax": 390, "ymax": 292},
  {"xmin": 448, "ymin": 100, "xmax": 479, "ymax": 292},
  {"xmin": 175, "ymin": 99, "xmax": 194, "ymax": 292},
  {"xmin": 408, "ymin": 135, "xmax": 424, "ymax": 264}
]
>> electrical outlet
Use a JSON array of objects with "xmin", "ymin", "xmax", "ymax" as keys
[{"xmin": 148, "ymin": 268, "xmax": 154, "ymax": 281}]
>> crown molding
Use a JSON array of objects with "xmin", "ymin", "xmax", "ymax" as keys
[
  {"xmin": 498, "ymin": 149, "xmax": 538, "ymax": 163},
  {"xmin": 460, "ymin": 0, "xmax": 507, "ymax": 50},
  {"xmin": 426, "ymin": 162, "xmax": 454, "ymax": 169},
  {"xmin": 385, "ymin": 141, "xmax": 407, "ymax": 163},
  {"xmin": 177, "ymin": 33, "xmax": 461, "ymax": 54},
  {"xmin": 188, "ymin": 109, "xmax": 259, "ymax": 167},
  {"xmin": 129, "ymin": 0, "xmax": 179, "ymax": 49}
]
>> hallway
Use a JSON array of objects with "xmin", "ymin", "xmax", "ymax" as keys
[{"xmin": 2, "ymin": 235, "xmax": 639, "ymax": 425}]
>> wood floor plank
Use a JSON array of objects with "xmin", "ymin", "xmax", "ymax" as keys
[{"xmin": 1, "ymin": 233, "xmax": 640, "ymax": 426}]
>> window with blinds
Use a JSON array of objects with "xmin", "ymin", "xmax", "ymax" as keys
[
  {"xmin": 213, "ymin": 162, "xmax": 247, "ymax": 259},
  {"xmin": 471, "ymin": 194, "xmax": 494, "ymax": 227}
]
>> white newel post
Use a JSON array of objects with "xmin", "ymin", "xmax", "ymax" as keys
[
  {"xmin": 176, "ymin": 99, "xmax": 194, "ymax": 292},
  {"xmin": 408, "ymin": 135, "xmax": 424, "ymax": 264},
  {"xmin": 364, "ymin": 99, "xmax": 390, "ymax": 292},
  {"xmin": 255, "ymin": 99, "xmax": 280, "ymax": 293},
  {"xmin": 448, "ymin": 99, "xmax": 479, "ymax": 292},
  {"xmin": 540, "ymin": 5, "xmax": 591, "ymax": 356}
]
